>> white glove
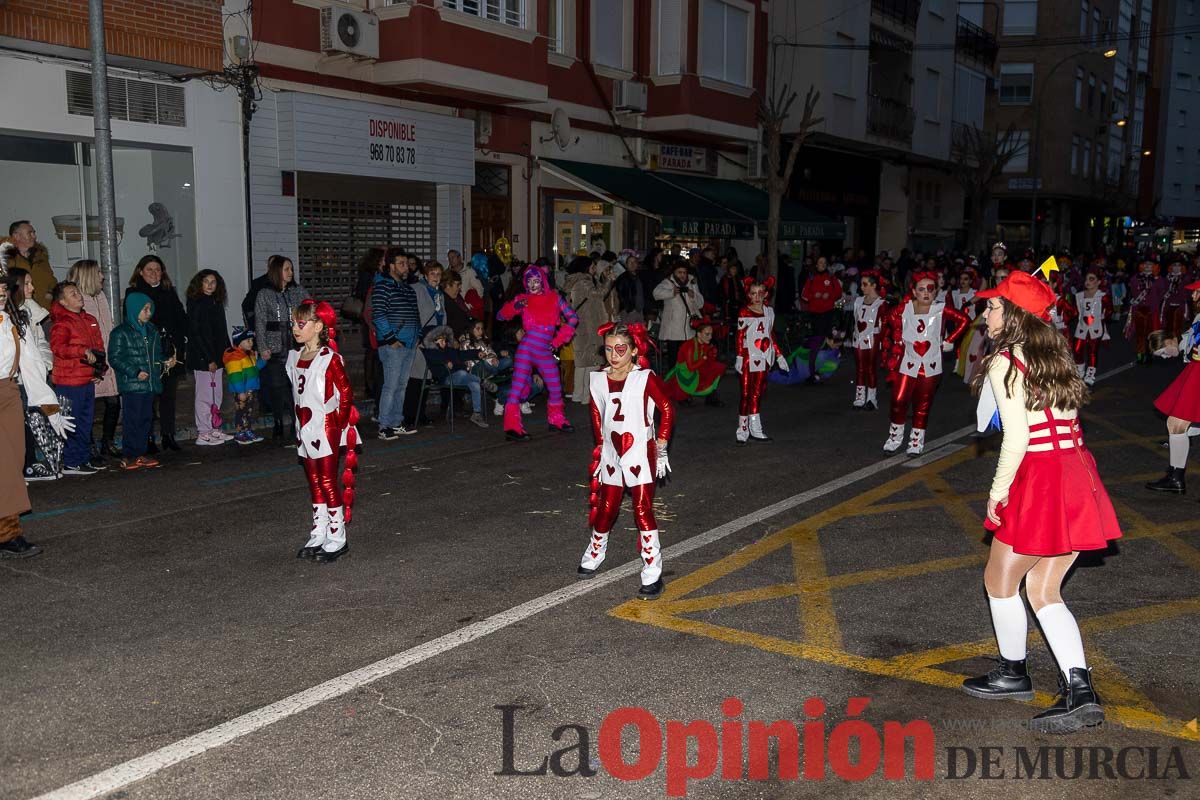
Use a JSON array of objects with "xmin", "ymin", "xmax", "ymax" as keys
[
  {"xmin": 48, "ymin": 411, "xmax": 76, "ymax": 438},
  {"xmin": 942, "ymin": 341, "xmax": 955, "ymax": 352},
  {"xmin": 734, "ymin": 356, "xmax": 743, "ymax": 374},
  {"xmin": 655, "ymin": 441, "xmax": 671, "ymax": 479},
  {"xmin": 776, "ymin": 355, "xmax": 788, "ymax": 371}
]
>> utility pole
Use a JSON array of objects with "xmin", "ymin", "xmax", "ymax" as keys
[{"xmin": 88, "ymin": 0, "xmax": 120, "ymax": 320}]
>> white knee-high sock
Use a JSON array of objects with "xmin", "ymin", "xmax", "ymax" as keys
[
  {"xmin": 639, "ymin": 529, "xmax": 662, "ymax": 584},
  {"xmin": 1036, "ymin": 603, "xmax": 1087, "ymax": 678},
  {"xmin": 581, "ymin": 530, "xmax": 609, "ymax": 569},
  {"xmin": 987, "ymin": 593, "xmax": 1028, "ymax": 661},
  {"xmin": 1169, "ymin": 433, "xmax": 1190, "ymax": 469}
]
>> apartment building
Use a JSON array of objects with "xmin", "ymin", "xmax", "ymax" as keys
[
  {"xmin": 988, "ymin": 0, "xmax": 1152, "ymax": 253},
  {"xmin": 0, "ymin": 0, "xmax": 249, "ymax": 302}
]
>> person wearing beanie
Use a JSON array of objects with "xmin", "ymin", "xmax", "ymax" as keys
[
  {"xmin": 962, "ymin": 270, "xmax": 1121, "ymax": 734},
  {"xmin": 108, "ymin": 292, "xmax": 173, "ymax": 470},
  {"xmin": 223, "ymin": 327, "xmax": 265, "ymax": 444}
]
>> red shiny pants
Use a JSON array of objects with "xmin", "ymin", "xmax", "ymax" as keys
[
  {"xmin": 1131, "ymin": 307, "xmax": 1154, "ymax": 355},
  {"xmin": 1073, "ymin": 336, "xmax": 1101, "ymax": 369},
  {"xmin": 738, "ymin": 369, "xmax": 767, "ymax": 415},
  {"xmin": 855, "ymin": 346, "xmax": 879, "ymax": 389},
  {"xmin": 889, "ymin": 373, "xmax": 940, "ymax": 428},
  {"xmin": 592, "ymin": 483, "xmax": 657, "ymax": 534},
  {"xmin": 303, "ymin": 454, "xmax": 343, "ymax": 507}
]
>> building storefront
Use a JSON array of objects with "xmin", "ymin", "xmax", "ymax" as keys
[
  {"xmin": 0, "ymin": 54, "xmax": 245, "ymax": 303},
  {"xmin": 250, "ymin": 91, "xmax": 474, "ymax": 303}
]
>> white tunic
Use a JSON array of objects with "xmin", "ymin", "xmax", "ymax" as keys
[
  {"xmin": 0, "ymin": 311, "xmax": 57, "ymax": 407},
  {"xmin": 951, "ymin": 289, "xmax": 977, "ymax": 320},
  {"xmin": 590, "ymin": 367, "xmax": 655, "ymax": 487},
  {"xmin": 739, "ymin": 307, "xmax": 777, "ymax": 373},
  {"xmin": 899, "ymin": 301, "xmax": 947, "ymax": 378},
  {"xmin": 852, "ymin": 296, "xmax": 884, "ymax": 349},
  {"xmin": 286, "ymin": 347, "xmax": 357, "ymax": 459},
  {"xmin": 1073, "ymin": 291, "xmax": 1109, "ymax": 340}
]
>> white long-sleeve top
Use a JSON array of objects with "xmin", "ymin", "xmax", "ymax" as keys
[
  {"xmin": 1, "ymin": 311, "xmax": 59, "ymax": 408},
  {"xmin": 988, "ymin": 346, "xmax": 1080, "ymax": 503}
]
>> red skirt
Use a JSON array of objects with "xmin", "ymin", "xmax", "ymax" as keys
[
  {"xmin": 1154, "ymin": 360, "xmax": 1200, "ymax": 422},
  {"xmin": 984, "ymin": 447, "xmax": 1122, "ymax": 556}
]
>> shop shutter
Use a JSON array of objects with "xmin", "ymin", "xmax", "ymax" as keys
[{"xmin": 296, "ymin": 172, "xmax": 436, "ymax": 327}]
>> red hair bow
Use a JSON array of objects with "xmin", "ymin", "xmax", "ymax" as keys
[
  {"xmin": 596, "ymin": 321, "xmax": 655, "ymax": 368},
  {"xmin": 860, "ymin": 269, "xmax": 889, "ymax": 292},
  {"xmin": 299, "ymin": 299, "xmax": 340, "ymax": 352},
  {"xmin": 911, "ymin": 270, "xmax": 939, "ymax": 288}
]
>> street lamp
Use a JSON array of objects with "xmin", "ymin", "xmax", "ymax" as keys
[{"xmin": 1029, "ymin": 47, "xmax": 1117, "ymax": 253}]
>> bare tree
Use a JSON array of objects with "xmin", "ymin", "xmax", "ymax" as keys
[
  {"xmin": 951, "ymin": 123, "xmax": 1027, "ymax": 254},
  {"xmin": 755, "ymin": 85, "xmax": 822, "ymax": 280}
]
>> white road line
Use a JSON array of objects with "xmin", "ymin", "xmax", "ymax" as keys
[
  {"xmin": 902, "ymin": 442, "xmax": 968, "ymax": 469},
  {"xmin": 31, "ymin": 423, "xmax": 978, "ymax": 800},
  {"xmin": 36, "ymin": 358, "xmax": 1146, "ymax": 800}
]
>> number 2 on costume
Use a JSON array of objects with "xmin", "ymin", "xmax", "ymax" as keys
[{"xmin": 612, "ymin": 397, "xmax": 625, "ymax": 422}]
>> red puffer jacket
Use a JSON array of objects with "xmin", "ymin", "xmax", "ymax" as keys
[{"xmin": 50, "ymin": 303, "xmax": 105, "ymax": 386}]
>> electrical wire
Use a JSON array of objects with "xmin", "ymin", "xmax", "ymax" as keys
[{"xmin": 776, "ymin": 21, "xmax": 1200, "ymax": 52}]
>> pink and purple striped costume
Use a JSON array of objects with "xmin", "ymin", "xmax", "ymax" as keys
[{"xmin": 496, "ymin": 266, "xmax": 578, "ymax": 436}]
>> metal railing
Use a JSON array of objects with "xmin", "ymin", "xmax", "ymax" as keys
[
  {"xmin": 872, "ymin": 0, "xmax": 921, "ymax": 29},
  {"xmin": 955, "ymin": 15, "xmax": 997, "ymax": 67},
  {"xmin": 867, "ymin": 94, "xmax": 915, "ymax": 144}
]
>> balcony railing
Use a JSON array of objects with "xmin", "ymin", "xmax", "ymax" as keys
[
  {"xmin": 955, "ymin": 15, "xmax": 997, "ymax": 68},
  {"xmin": 867, "ymin": 94, "xmax": 915, "ymax": 145},
  {"xmin": 872, "ymin": 0, "xmax": 921, "ymax": 30}
]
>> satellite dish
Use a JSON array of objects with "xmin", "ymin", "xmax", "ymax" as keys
[
  {"xmin": 338, "ymin": 13, "xmax": 361, "ymax": 48},
  {"xmin": 551, "ymin": 107, "xmax": 572, "ymax": 150}
]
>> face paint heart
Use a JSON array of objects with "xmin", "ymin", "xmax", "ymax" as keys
[
  {"xmin": 610, "ymin": 431, "xmax": 634, "ymax": 456},
  {"xmin": 912, "ymin": 340, "xmax": 931, "ymax": 357},
  {"xmin": 613, "ymin": 343, "xmax": 628, "ymax": 358}
]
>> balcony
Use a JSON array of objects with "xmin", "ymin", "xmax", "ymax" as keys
[
  {"xmin": 872, "ymin": 0, "xmax": 921, "ymax": 30},
  {"xmin": 955, "ymin": 16, "xmax": 998, "ymax": 69},
  {"xmin": 867, "ymin": 94, "xmax": 915, "ymax": 145}
]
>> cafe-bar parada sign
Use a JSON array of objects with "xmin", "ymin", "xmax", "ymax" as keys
[
  {"xmin": 649, "ymin": 144, "xmax": 708, "ymax": 173},
  {"xmin": 276, "ymin": 92, "xmax": 475, "ymax": 185}
]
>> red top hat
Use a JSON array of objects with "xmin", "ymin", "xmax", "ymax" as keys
[{"xmin": 976, "ymin": 270, "xmax": 1058, "ymax": 322}]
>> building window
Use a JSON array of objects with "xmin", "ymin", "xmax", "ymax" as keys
[
  {"xmin": 591, "ymin": 0, "xmax": 626, "ymax": 69},
  {"xmin": 1080, "ymin": 0, "xmax": 1088, "ymax": 35},
  {"xmin": 922, "ymin": 68, "xmax": 942, "ymax": 120},
  {"xmin": 1094, "ymin": 144, "xmax": 1102, "ymax": 179},
  {"xmin": 1179, "ymin": 147, "xmax": 1186, "ymax": 163},
  {"xmin": 999, "ymin": 63, "xmax": 1034, "ymax": 105},
  {"xmin": 952, "ymin": 64, "xmax": 986, "ymax": 128},
  {"xmin": 833, "ymin": 34, "xmax": 855, "ymax": 96},
  {"xmin": 1075, "ymin": 67, "xmax": 1084, "ymax": 109},
  {"xmin": 1071, "ymin": 134, "xmax": 1080, "ymax": 174},
  {"xmin": 1082, "ymin": 140, "xmax": 1091, "ymax": 176},
  {"xmin": 1187, "ymin": 36, "xmax": 1194, "ymax": 55},
  {"xmin": 443, "ymin": 0, "xmax": 524, "ymax": 27},
  {"xmin": 1194, "ymin": 184, "xmax": 1200, "ymax": 197},
  {"xmin": 699, "ymin": 0, "xmax": 751, "ymax": 86},
  {"xmin": 1180, "ymin": 72, "xmax": 1192, "ymax": 91},
  {"xmin": 932, "ymin": 182, "xmax": 942, "ymax": 218},
  {"xmin": 656, "ymin": 0, "xmax": 683, "ymax": 75},
  {"xmin": 1001, "ymin": 130, "xmax": 1030, "ymax": 172},
  {"xmin": 1100, "ymin": 81, "xmax": 1107, "ymax": 114},
  {"xmin": 1002, "ymin": 0, "xmax": 1038, "ymax": 35},
  {"xmin": 1172, "ymin": 182, "xmax": 1182, "ymax": 197},
  {"xmin": 548, "ymin": 0, "xmax": 564, "ymax": 53},
  {"xmin": 1088, "ymin": 74, "xmax": 1096, "ymax": 112},
  {"xmin": 1181, "ymin": 109, "xmax": 1189, "ymax": 127},
  {"xmin": 1092, "ymin": 6, "xmax": 1101, "ymax": 43}
]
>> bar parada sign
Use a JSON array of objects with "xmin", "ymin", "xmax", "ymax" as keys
[{"xmin": 664, "ymin": 218, "xmax": 756, "ymax": 239}]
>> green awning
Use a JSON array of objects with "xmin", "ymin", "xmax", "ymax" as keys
[{"xmin": 541, "ymin": 158, "xmax": 846, "ymax": 241}]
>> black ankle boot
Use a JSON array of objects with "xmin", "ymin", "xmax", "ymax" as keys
[
  {"xmin": 1146, "ymin": 467, "xmax": 1186, "ymax": 494},
  {"xmin": 962, "ymin": 657, "xmax": 1034, "ymax": 700},
  {"xmin": 1030, "ymin": 667, "xmax": 1104, "ymax": 734},
  {"xmin": 162, "ymin": 434, "xmax": 181, "ymax": 452}
]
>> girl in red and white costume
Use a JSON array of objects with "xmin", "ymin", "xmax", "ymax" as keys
[
  {"xmin": 735, "ymin": 278, "xmax": 788, "ymax": 443},
  {"xmin": 287, "ymin": 300, "xmax": 360, "ymax": 563},
  {"xmin": 881, "ymin": 271, "xmax": 970, "ymax": 455},
  {"xmin": 851, "ymin": 270, "xmax": 887, "ymax": 410},
  {"xmin": 578, "ymin": 322, "xmax": 675, "ymax": 599},
  {"xmin": 950, "ymin": 267, "xmax": 980, "ymax": 321},
  {"xmin": 1071, "ymin": 267, "xmax": 1112, "ymax": 386},
  {"xmin": 1047, "ymin": 271, "xmax": 1077, "ymax": 342}
]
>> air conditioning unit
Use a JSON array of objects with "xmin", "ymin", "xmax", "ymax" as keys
[
  {"xmin": 465, "ymin": 109, "xmax": 493, "ymax": 145},
  {"xmin": 613, "ymin": 79, "xmax": 648, "ymax": 113},
  {"xmin": 745, "ymin": 128, "xmax": 764, "ymax": 180},
  {"xmin": 320, "ymin": 6, "xmax": 379, "ymax": 59}
]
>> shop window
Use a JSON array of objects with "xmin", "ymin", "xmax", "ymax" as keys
[
  {"xmin": 700, "ymin": 0, "xmax": 751, "ymax": 87},
  {"xmin": 0, "ymin": 134, "xmax": 196, "ymax": 288}
]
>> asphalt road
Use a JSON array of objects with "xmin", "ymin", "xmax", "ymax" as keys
[{"xmin": 3, "ymin": 340, "xmax": 1198, "ymax": 800}]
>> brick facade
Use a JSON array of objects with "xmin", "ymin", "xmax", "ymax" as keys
[{"xmin": 0, "ymin": 0, "xmax": 223, "ymax": 72}]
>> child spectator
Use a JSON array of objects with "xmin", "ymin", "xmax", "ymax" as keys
[
  {"xmin": 459, "ymin": 318, "xmax": 509, "ymax": 391},
  {"xmin": 186, "ymin": 269, "xmax": 233, "ymax": 445},
  {"xmin": 224, "ymin": 327, "xmax": 265, "ymax": 444},
  {"xmin": 422, "ymin": 325, "xmax": 488, "ymax": 428},
  {"xmin": 49, "ymin": 281, "xmax": 105, "ymax": 475},
  {"xmin": 110, "ymin": 292, "xmax": 173, "ymax": 470}
]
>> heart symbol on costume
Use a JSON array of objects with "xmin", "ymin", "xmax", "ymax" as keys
[
  {"xmin": 297, "ymin": 406, "xmax": 313, "ymax": 430},
  {"xmin": 644, "ymin": 556, "xmax": 655, "ymax": 565},
  {"xmin": 605, "ymin": 465, "xmax": 615, "ymax": 476},
  {"xmin": 969, "ymin": 355, "xmax": 978, "ymax": 362},
  {"xmin": 912, "ymin": 340, "xmax": 931, "ymax": 357},
  {"xmin": 642, "ymin": 534, "xmax": 651, "ymax": 543},
  {"xmin": 756, "ymin": 339, "xmax": 771, "ymax": 352},
  {"xmin": 642, "ymin": 547, "xmax": 652, "ymax": 554},
  {"xmin": 311, "ymin": 439, "xmax": 322, "ymax": 450},
  {"xmin": 610, "ymin": 431, "xmax": 634, "ymax": 456},
  {"xmin": 1085, "ymin": 315, "xmax": 1095, "ymax": 326},
  {"xmin": 630, "ymin": 465, "xmax": 642, "ymax": 478},
  {"xmin": 857, "ymin": 321, "xmax": 868, "ymax": 332},
  {"xmin": 906, "ymin": 362, "xmax": 914, "ymax": 370},
  {"xmin": 590, "ymin": 550, "xmax": 599, "ymax": 558}
]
